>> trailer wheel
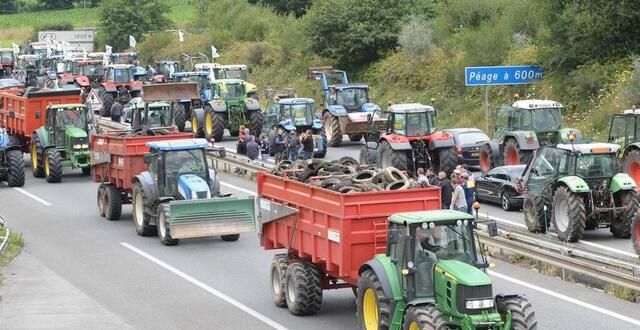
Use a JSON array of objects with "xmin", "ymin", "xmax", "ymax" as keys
[
  {"xmin": 551, "ymin": 186, "xmax": 585, "ymax": 242},
  {"xmin": 31, "ymin": 133, "xmax": 44, "ymax": 178},
  {"xmin": 248, "ymin": 110, "xmax": 263, "ymax": 136},
  {"xmin": 97, "ymin": 184, "xmax": 106, "ymax": 217},
  {"xmin": 402, "ymin": 305, "xmax": 446, "ymax": 330},
  {"xmin": 357, "ymin": 269, "xmax": 391, "ymax": 330},
  {"xmin": 496, "ymin": 296, "xmax": 538, "ymax": 330},
  {"xmin": 611, "ymin": 190, "xmax": 638, "ymax": 238},
  {"xmin": 205, "ymin": 108, "xmax": 225, "ymax": 143},
  {"xmin": 437, "ymin": 147, "xmax": 457, "ymax": 175},
  {"xmin": 221, "ymin": 234, "xmax": 240, "ymax": 241},
  {"xmin": 323, "ymin": 112, "xmax": 342, "ymax": 147},
  {"xmin": 523, "ymin": 196, "xmax": 547, "ymax": 233},
  {"xmin": 6, "ymin": 150, "xmax": 25, "ymax": 187},
  {"xmin": 631, "ymin": 212, "xmax": 640, "ymax": 256},
  {"xmin": 270, "ymin": 255, "xmax": 288, "ymax": 307},
  {"xmin": 157, "ymin": 203, "xmax": 179, "ymax": 246},
  {"xmin": 284, "ymin": 261, "xmax": 323, "ymax": 315},
  {"xmin": 132, "ymin": 182, "xmax": 157, "ymax": 236},
  {"xmin": 44, "ymin": 148, "xmax": 63, "ymax": 183},
  {"xmin": 105, "ymin": 184, "xmax": 122, "ymax": 221}
]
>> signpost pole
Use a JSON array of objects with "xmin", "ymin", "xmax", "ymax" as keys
[{"xmin": 484, "ymin": 85, "xmax": 489, "ymax": 133}]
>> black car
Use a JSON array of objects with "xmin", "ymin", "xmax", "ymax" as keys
[
  {"xmin": 444, "ymin": 128, "xmax": 489, "ymax": 166},
  {"xmin": 475, "ymin": 165, "xmax": 526, "ymax": 211}
]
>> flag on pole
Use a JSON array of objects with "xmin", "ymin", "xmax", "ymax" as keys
[
  {"xmin": 211, "ymin": 45, "xmax": 220, "ymax": 59},
  {"xmin": 129, "ymin": 35, "xmax": 137, "ymax": 48},
  {"xmin": 105, "ymin": 45, "xmax": 113, "ymax": 55},
  {"xmin": 178, "ymin": 30, "xmax": 184, "ymax": 42}
]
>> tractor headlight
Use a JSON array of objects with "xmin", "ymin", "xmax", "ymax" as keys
[
  {"xmin": 465, "ymin": 298, "xmax": 495, "ymax": 309},
  {"xmin": 82, "ymin": 144, "xmax": 89, "ymax": 149},
  {"xmin": 73, "ymin": 144, "xmax": 82, "ymax": 149}
]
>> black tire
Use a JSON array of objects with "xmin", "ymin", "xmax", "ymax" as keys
[
  {"xmin": 81, "ymin": 167, "xmax": 91, "ymax": 176},
  {"xmin": 357, "ymin": 269, "xmax": 391, "ymax": 330},
  {"xmin": 631, "ymin": 211, "xmax": 640, "ymax": 256},
  {"xmin": 97, "ymin": 184, "xmax": 106, "ymax": 217},
  {"xmin": 348, "ymin": 134, "xmax": 362, "ymax": 142},
  {"xmin": 173, "ymin": 103, "xmax": 187, "ymax": 132},
  {"xmin": 504, "ymin": 139, "xmax": 533, "ymax": 166},
  {"xmin": 437, "ymin": 147, "xmax": 457, "ymax": 175},
  {"xmin": 101, "ymin": 91, "xmax": 114, "ymax": 117},
  {"xmin": 378, "ymin": 140, "xmax": 408, "ymax": 172},
  {"xmin": 284, "ymin": 262, "xmax": 323, "ymax": 315},
  {"xmin": 501, "ymin": 191, "xmax": 514, "ymax": 211},
  {"xmin": 248, "ymin": 110, "xmax": 264, "ymax": 136},
  {"xmin": 105, "ymin": 184, "xmax": 122, "ymax": 221},
  {"xmin": 132, "ymin": 181, "xmax": 157, "ymax": 236},
  {"xmin": 221, "ymin": 234, "xmax": 240, "ymax": 241},
  {"xmin": 270, "ymin": 254, "xmax": 288, "ymax": 307},
  {"xmin": 323, "ymin": 112, "xmax": 342, "ymax": 147},
  {"xmin": 402, "ymin": 305, "xmax": 447, "ymax": 330},
  {"xmin": 611, "ymin": 190, "xmax": 639, "ymax": 238},
  {"xmin": 523, "ymin": 195, "xmax": 547, "ymax": 233},
  {"xmin": 6, "ymin": 150, "xmax": 25, "ymax": 187},
  {"xmin": 205, "ymin": 109, "xmax": 225, "ymax": 143},
  {"xmin": 496, "ymin": 296, "xmax": 538, "ymax": 330},
  {"xmin": 551, "ymin": 186, "xmax": 586, "ymax": 242},
  {"xmin": 44, "ymin": 148, "xmax": 63, "ymax": 183},
  {"xmin": 339, "ymin": 156, "xmax": 359, "ymax": 167},
  {"xmin": 157, "ymin": 203, "xmax": 179, "ymax": 246},
  {"xmin": 359, "ymin": 147, "xmax": 377, "ymax": 166},
  {"xmin": 30, "ymin": 133, "xmax": 44, "ymax": 178}
]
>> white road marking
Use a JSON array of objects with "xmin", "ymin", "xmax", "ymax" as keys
[
  {"xmin": 14, "ymin": 187, "xmax": 52, "ymax": 206},
  {"xmin": 489, "ymin": 270, "xmax": 640, "ymax": 326},
  {"xmin": 220, "ymin": 181, "xmax": 257, "ymax": 196},
  {"xmin": 120, "ymin": 242, "xmax": 288, "ymax": 330}
]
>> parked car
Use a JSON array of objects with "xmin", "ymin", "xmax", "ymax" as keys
[
  {"xmin": 444, "ymin": 128, "xmax": 489, "ymax": 167},
  {"xmin": 475, "ymin": 164, "xmax": 526, "ymax": 211}
]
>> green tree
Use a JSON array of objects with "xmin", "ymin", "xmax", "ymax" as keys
[
  {"xmin": 248, "ymin": 0, "xmax": 313, "ymax": 17},
  {"xmin": 97, "ymin": 0, "xmax": 171, "ymax": 51},
  {"xmin": 1, "ymin": 0, "xmax": 18, "ymax": 14},
  {"xmin": 39, "ymin": 0, "xmax": 74, "ymax": 10},
  {"xmin": 304, "ymin": 0, "xmax": 412, "ymax": 66}
]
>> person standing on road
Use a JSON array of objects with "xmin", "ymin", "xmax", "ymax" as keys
[
  {"xmin": 110, "ymin": 100, "xmax": 122, "ymax": 123},
  {"xmin": 258, "ymin": 134, "xmax": 270, "ymax": 163},
  {"xmin": 437, "ymin": 171, "xmax": 453, "ymax": 209},
  {"xmin": 427, "ymin": 168, "xmax": 439, "ymax": 186},
  {"xmin": 287, "ymin": 130, "xmax": 300, "ymax": 161},
  {"xmin": 417, "ymin": 168, "xmax": 430, "ymax": 187},
  {"xmin": 461, "ymin": 172, "xmax": 476, "ymax": 214},
  {"xmin": 246, "ymin": 135, "xmax": 260, "ymax": 161},
  {"xmin": 237, "ymin": 130, "xmax": 248, "ymax": 156},
  {"xmin": 450, "ymin": 179, "xmax": 468, "ymax": 212},
  {"xmin": 273, "ymin": 128, "xmax": 285, "ymax": 164},
  {"xmin": 301, "ymin": 129, "xmax": 314, "ymax": 160}
]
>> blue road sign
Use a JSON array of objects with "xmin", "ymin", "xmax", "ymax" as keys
[{"xmin": 465, "ymin": 65, "xmax": 543, "ymax": 86}]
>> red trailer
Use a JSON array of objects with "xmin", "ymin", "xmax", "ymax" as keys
[
  {"xmin": 0, "ymin": 88, "xmax": 81, "ymax": 151},
  {"xmin": 258, "ymin": 171, "xmax": 441, "ymax": 311},
  {"xmin": 91, "ymin": 130, "xmax": 192, "ymax": 219}
]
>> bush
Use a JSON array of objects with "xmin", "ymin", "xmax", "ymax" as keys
[
  {"xmin": 398, "ymin": 16, "xmax": 435, "ymax": 62},
  {"xmin": 97, "ymin": 0, "xmax": 171, "ymax": 51}
]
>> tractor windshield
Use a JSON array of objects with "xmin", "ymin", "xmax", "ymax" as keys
[
  {"xmin": 393, "ymin": 112, "xmax": 435, "ymax": 136},
  {"xmin": 164, "ymin": 149, "xmax": 207, "ymax": 197},
  {"xmin": 111, "ymin": 68, "xmax": 132, "ymax": 83},
  {"xmin": 56, "ymin": 108, "xmax": 87, "ymax": 129},
  {"xmin": 575, "ymin": 153, "xmax": 618, "ymax": 178},
  {"xmin": 143, "ymin": 107, "xmax": 172, "ymax": 128},
  {"xmin": 0, "ymin": 52, "xmax": 13, "ymax": 64},
  {"xmin": 214, "ymin": 68, "xmax": 246, "ymax": 80},
  {"xmin": 219, "ymin": 83, "xmax": 244, "ymax": 99},
  {"xmin": 81, "ymin": 64, "xmax": 104, "ymax": 77},
  {"xmin": 286, "ymin": 104, "xmax": 314, "ymax": 126},
  {"xmin": 526, "ymin": 108, "xmax": 563, "ymax": 131},
  {"xmin": 336, "ymin": 88, "xmax": 368, "ymax": 109}
]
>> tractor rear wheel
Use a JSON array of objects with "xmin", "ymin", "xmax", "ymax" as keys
[
  {"xmin": 173, "ymin": 103, "xmax": 187, "ymax": 132},
  {"xmin": 284, "ymin": 261, "xmax": 323, "ymax": 315},
  {"xmin": 132, "ymin": 181, "xmax": 157, "ymax": 236},
  {"xmin": 622, "ymin": 148, "xmax": 640, "ymax": 186},
  {"xmin": 504, "ymin": 139, "xmax": 533, "ymax": 166},
  {"xmin": 221, "ymin": 234, "xmax": 240, "ymax": 241},
  {"xmin": 104, "ymin": 184, "xmax": 122, "ymax": 221},
  {"xmin": 44, "ymin": 148, "xmax": 62, "ymax": 183},
  {"xmin": 97, "ymin": 184, "xmax": 106, "ymax": 217},
  {"xmin": 323, "ymin": 112, "xmax": 342, "ymax": 147},
  {"xmin": 248, "ymin": 110, "xmax": 264, "ymax": 136},
  {"xmin": 6, "ymin": 150, "xmax": 25, "ymax": 187},
  {"xmin": 551, "ymin": 186, "xmax": 586, "ymax": 242},
  {"xmin": 349, "ymin": 134, "xmax": 362, "ymax": 142},
  {"xmin": 437, "ymin": 147, "xmax": 457, "ymax": 175},
  {"xmin": 479, "ymin": 143, "xmax": 494, "ymax": 173},
  {"xmin": 357, "ymin": 269, "xmax": 391, "ymax": 330},
  {"xmin": 631, "ymin": 212, "xmax": 640, "ymax": 256},
  {"xmin": 81, "ymin": 167, "xmax": 91, "ymax": 176},
  {"xmin": 496, "ymin": 296, "xmax": 538, "ymax": 330},
  {"xmin": 270, "ymin": 254, "xmax": 288, "ymax": 307},
  {"xmin": 378, "ymin": 140, "xmax": 408, "ymax": 172},
  {"xmin": 205, "ymin": 107, "xmax": 225, "ymax": 142},
  {"xmin": 611, "ymin": 190, "xmax": 638, "ymax": 238},
  {"xmin": 523, "ymin": 195, "xmax": 547, "ymax": 233},
  {"xmin": 100, "ymin": 91, "xmax": 114, "ymax": 117},
  {"xmin": 359, "ymin": 147, "xmax": 378, "ymax": 166},
  {"xmin": 31, "ymin": 133, "xmax": 44, "ymax": 178},
  {"xmin": 402, "ymin": 305, "xmax": 447, "ymax": 330},
  {"xmin": 157, "ymin": 203, "xmax": 179, "ymax": 246}
]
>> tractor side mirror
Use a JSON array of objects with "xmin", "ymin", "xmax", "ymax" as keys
[
  {"xmin": 433, "ymin": 108, "xmax": 439, "ymax": 117},
  {"xmin": 367, "ymin": 113, "xmax": 373, "ymax": 126},
  {"xmin": 143, "ymin": 153, "xmax": 155, "ymax": 164},
  {"xmin": 387, "ymin": 228, "xmax": 399, "ymax": 244}
]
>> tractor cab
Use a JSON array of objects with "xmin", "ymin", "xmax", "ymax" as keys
[
  {"xmin": 173, "ymin": 72, "xmax": 211, "ymax": 101},
  {"xmin": 385, "ymin": 103, "xmax": 436, "ymax": 137},
  {"xmin": 132, "ymin": 101, "xmax": 173, "ymax": 129},
  {"xmin": 0, "ymin": 49, "xmax": 15, "ymax": 74},
  {"xmin": 212, "ymin": 79, "xmax": 247, "ymax": 101},
  {"xmin": 77, "ymin": 60, "xmax": 104, "ymax": 83},
  {"xmin": 46, "ymin": 104, "xmax": 90, "ymax": 146},
  {"xmin": 213, "ymin": 64, "xmax": 248, "ymax": 81},
  {"xmin": 103, "ymin": 64, "xmax": 135, "ymax": 84},
  {"xmin": 330, "ymin": 84, "xmax": 375, "ymax": 111},
  {"xmin": 496, "ymin": 100, "xmax": 575, "ymax": 146},
  {"xmin": 608, "ymin": 108, "xmax": 640, "ymax": 148}
]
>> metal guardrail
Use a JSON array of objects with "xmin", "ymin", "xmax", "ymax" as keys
[
  {"xmin": 214, "ymin": 150, "xmax": 640, "ymax": 292},
  {"xmin": 0, "ymin": 216, "xmax": 10, "ymax": 255}
]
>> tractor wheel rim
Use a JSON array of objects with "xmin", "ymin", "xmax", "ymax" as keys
[
  {"xmin": 158, "ymin": 211, "xmax": 166, "ymax": 238},
  {"xmin": 408, "ymin": 322, "xmax": 419, "ymax": 330},
  {"xmin": 286, "ymin": 275, "xmax": 296, "ymax": 303},
  {"xmin": 205, "ymin": 113, "xmax": 213, "ymax": 135},
  {"xmin": 324, "ymin": 116, "xmax": 333, "ymax": 140},
  {"xmin": 134, "ymin": 191, "xmax": 144, "ymax": 227},
  {"xmin": 31, "ymin": 143, "xmax": 37, "ymax": 169},
  {"xmin": 501, "ymin": 194, "xmax": 509, "ymax": 210},
  {"xmin": 506, "ymin": 146, "xmax": 519, "ymax": 165},
  {"xmin": 44, "ymin": 154, "xmax": 50, "ymax": 177},
  {"xmin": 636, "ymin": 223, "xmax": 640, "ymax": 246},
  {"xmin": 363, "ymin": 288, "xmax": 378, "ymax": 330},
  {"xmin": 524, "ymin": 202, "xmax": 535, "ymax": 225},
  {"xmin": 628, "ymin": 161, "xmax": 640, "ymax": 190},
  {"xmin": 271, "ymin": 267, "xmax": 281, "ymax": 294},
  {"xmin": 555, "ymin": 198, "xmax": 569, "ymax": 232},
  {"xmin": 192, "ymin": 116, "xmax": 198, "ymax": 133},
  {"xmin": 480, "ymin": 151, "xmax": 489, "ymax": 172}
]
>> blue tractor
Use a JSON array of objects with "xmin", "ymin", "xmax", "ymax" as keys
[
  {"xmin": 309, "ymin": 66, "xmax": 384, "ymax": 147},
  {"xmin": 132, "ymin": 138, "xmax": 257, "ymax": 245},
  {"xmin": 0, "ymin": 128, "xmax": 25, "ymax": 187},
  {"xmin": 169, "ymin": 71, "xmax": 212, "ymax": 132}
]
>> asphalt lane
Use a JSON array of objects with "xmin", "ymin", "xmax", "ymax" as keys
[{"xmin": 1, "ymin": 155, "xmax": 639, "ymax": 329}]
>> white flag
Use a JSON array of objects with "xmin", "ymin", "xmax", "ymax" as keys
[
  {"xmin": 105, "ymin": 45, "xmax": 112, "ymax": 55},
  {"xmin": 11, "ymin": 43, "xmax": 20, "ymax": 54},
  {"xmin": 211, "ymin": 45, "xmax": 220, "ymax": 59},
  {"xmin": 178, "ymin": 30, "xmax": 184, "ymax": 42},
  {"xmin": 129, "ymin": 35, "xmax": 137, "ymax": 48}
]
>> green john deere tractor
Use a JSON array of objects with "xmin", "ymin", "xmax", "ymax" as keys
[
  {"xmin": 522, "ymin": 143, "xmax": 638, "ymax": 242},
  {"xmin": 31, "ymin": 104, "xmax": 91, "ymax": 183},
  {"xmin": 192, "ymin": 79, "xmax": 263, "ymax": 142},
  {"xmin": 356, "ymin": 210, "xmax": 537, "ymax": 329}
]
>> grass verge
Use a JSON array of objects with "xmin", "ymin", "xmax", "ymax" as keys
[{"xmin": 0, "ymin": 227, "xmax": 25, "ymax": 285}]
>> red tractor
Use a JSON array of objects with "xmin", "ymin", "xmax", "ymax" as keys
[
  {"xmin": 98, "ymin": 64, "xmax": 142, "ymax": 116},
  {"xmin": 360, "ymin": 103, "xmax": 457, "ymax": 175},
  {"xmin": 56, "ymin": 59, "xmax": 104, "ymax": 95}
]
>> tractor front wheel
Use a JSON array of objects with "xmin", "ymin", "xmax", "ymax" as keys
[
  {"xmin": 523, "ymin": 196, "xmax": 547, "ymax": 233},
  {"xmin": 284, "ymin": 261, "xmax": 323, "ymax": 315},
  {"xmin": 44, "ymin": 148, "xmax": 62, "ymax": 183},
  {"xmin": 204, "ymin": 107, "xmax": 225, "ymax": 142},
  {"xmin": 270, "ymin": 254, "xmax": 288, "ymax": 307},
  {"xmin": 248, "ymin": 110, "xmax": 264, "ymax": 136},
  {"xmin": 132, "ymin": 182, "xmax": 157, "ymax": 236},
  {"xmin": 402, "ymin": 305, "xmax": 447, "ymax": 330},
  {"xmin": 479, "ymin": 144, "xmax": 494, "ymax": 173},
  {"xmin": 323, "ymin": 112, "xmax": 342, "ymax": 147},
  {"xmin": 104, "ymin": 184, "xmax": 122, "ymax": 221},
  {"xmin": 504, "ymin": 139, "xmax": 533, "ymax": 166},
  {"xmin": 6, "ymin": 150, "xmax": 25, "ymax": 187},
  {"xmin": 551, "ymin": 186, "xmax": 586, "ymax": 242},
  {"xmin": 31, "ymin": 133, "xmax": 44, "ymax": 178},
  {"xmin": 157, "ymin": 203, "xmax": 179, "ymax": 246},
  {"xmin": 378, "ymin": 140, "xmax": 408, "ymax": 172},
  {"xmin": 611, "ymin": 190, "xmax": 639, "ymax": 238},
  {"xmin": 357, "ymin": 269, "xmax": 391, "ymax": 330},
  {"xmin": 496, "ymin": 296, "xmax": 538, "ymax": 330}
]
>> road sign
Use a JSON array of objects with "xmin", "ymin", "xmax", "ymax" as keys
[
  {"xmin": 465, "ymin": 65, "xmax": 543, "ymax": 86},
  {"xmin": 38, "ymin": 30, "xmax": 95, "ymax": 51},
  {"xmin": 86, "ymin": 90, "xmax": 102, "ymax": 109}
]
